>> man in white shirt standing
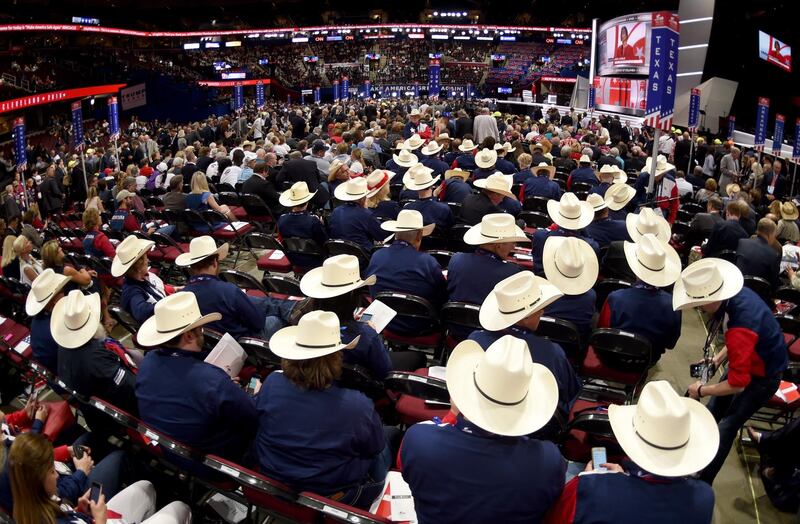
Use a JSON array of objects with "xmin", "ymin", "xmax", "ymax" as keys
[{"xmin": 251, "ymin": 113, "xmax": 264, "ymax": 140}]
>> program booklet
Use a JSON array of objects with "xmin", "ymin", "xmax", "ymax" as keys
[{"xmin": 204, "ymin": 333, "xmax": 247, "ymax": 378}]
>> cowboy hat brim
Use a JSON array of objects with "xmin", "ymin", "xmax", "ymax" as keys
[
  {"xmin": 458, "ymin": 143, "xmax": 477, "ymax": 152},
  {"xmin": 446, "ymin": 340, "xmax": 559, "ymax": 436},
  {"xmin": 479, "ymin": 278, "xmax": 563, "ymax": 331},
  {"xmin": 365, "ymin": 171, "xmax": 397, "ymax": 199},
  {"xmin": 279, "ymin": 190, "xmax": 317, "ymax": 208},
  {"xmin": 606, "ymin": 184, "xmax": 637, "ymax": 211},
  {"xmin": 299, "ymin": 268, "xmax": 377, "ymax": 299},
  {"xmin": 50, "ymin": 293, "xmax": 102, "ymax": 349},
  {"xmin": 381, "ymin": 220, "xmax": 435, "ymax": 236},
  {"xmin": 463, "ymin": 223, "xmax": 530, "ymax": 246},
  {"xmin": 334, "ymin": 182, "xmax": 369, "ymax": 202},
  {"xmin": 672, "ymin": 258, "xmax": 744, "ymax": 311},
  {"xmin": 420, "ymin": 144, "xmax": 444, "ymax": 156},
  {"xmin": 542, "ymin": 237, "xmax": 599, "ymax": 296},
  {"xmin": 445, "ymin": 169, "xmax": 470, "ymax": 180},
  {"xmin": 392, "ymin": 153, "xmax": 419, "ymax": 168},
  {"xmin": 613, "ymin": 172, "xmax": 629, "ymax": 185},
  {"xmin": 475, "ymin": 152, "xmax": 498, "ymax": 169},
  {"xmin": 547, "ymin": 200, "xmax": 595, "ymax": 230},
  {"xmin": 137, "ymin": 311, "xmax": 222, "ymax": 347},
  {"xmin": 269, "ymin": 325, "xmax": 359, "ymax": 360},
  {"xmin": 474, "ymin": 177, "xmax": 516, "ymax": 199},
  {"xmin": 626, "ymin": 212, "xmax": 672, "ymax": 242},
  {"xmin": 609, "ymin": 399, "xmax": 719, "ymax": 477},
  {"xmin": 111, "ymin": 240, "xmax": 155, "ymax": 278},
  {"xmin": 175, "ymin": 242, "xmax": 230, "ymax": 267},
  {"xmin": 402, "ymin": 173, "xmax": 440, "ymax": 191},
  {"xmin": 25, "ymin": 273, "xmax": 71, "ymax": 316},
  {"xmin": 623, "ymin": 240, "xmax": 682, "ymax": 288},
  {"xmin": 534, "ymin": 165, "xmax": 556, "ymax": 179}
]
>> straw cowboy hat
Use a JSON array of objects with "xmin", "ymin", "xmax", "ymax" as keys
[
  {"xmin": 137, "ymin": 292, "xmax": 222, "ymax": 347},
  {"xmin": 334, "ymin": 176, "xmax": 370, "ymax": 201},
  {"xmin": 479, "ymin": 272, "xmax": 563, "ymax": 331},
  {"xmin": 502, "ymin": 141, "xmax": 516, "ymax": 153},
  {"xmin": 299, "ymin": 254, "xmax": 376, "ymax": 299},
  {"xmin": 612, "ymin": 166, "xmax": 628, "ymax": 185},
  {"xmin": 26, "ymin": 269, "xmax": 70, "ymax": 316},
  {"xmin": 445, "ymin": 169, "xmax": 470, "ymax": 180},
  {"xmin": 381, "ymin": 209, "xmax": 435, "ymax": 236},
  {"xmin": 402, "ymin": 163, "xmax": 440, "ymax": 191},
  {"xmin": 420, "ymin": 141, "xmax": 443, "ymax": 156},
  {"xmin": 543, "ymin": 236, "xmax": 599, "ymax": 295},
  {"xmin": 672, "ymin": 258, "xmax": 743, "ymax": 311},
  {"xmin": 437, "ymin": 133, "xmax": 451, "ymax": 141},
  {"xmin": 598, "ymin": 164, "xmax": 619, "ymax": 180},
  {"xmin": 270, "ymin": 310, "xmax": 359, "ymax": 360},
  {"xmin": 578, "ymin": 154, "xmax": 592, "ymax": 164},
  {"xmin": 464, "ymin": 213, "xmax": 530, "ymax": 246},
  {"xmin": 474, "ymin": 173, "xmax": 516, "ymax": 199},
  {"xmin": 392, "ymin": 148, "xmax": 419, "ymax": 168},
  {"xmin": 458, "ymin": 139, "xmax": 478, "ymax": 152},
  {"xmin": 409, "ymin": 108, "xmax": 421, "ymax": 117},
  {"xmin": 111, "ymin": 236, "xmax": 155, "ymax": 278},
  {"xmin": 626, "ymin": 208, "xmax": 671, "ymax": 242},
  {"xmin": 175, "ymin": 236, "xmax": 229, "ymax": 267},
  {"xmin": 279, "ymin": 181, "xmax": 317, "ymax": 208},
  {"xmin": 533, "ymin": 162, "xmax": 556, "ymax": 179},
  {"xmin": 609, "ymin": 380, "xmax": 719, "ymax": 477},
  {"xmin": 586, "ymin": 193, "xmax": 607, "ymax": 212},
  {"xmin": 781, "ymin": 202, "xmax": 800, "ymax": 221},
  {"xmin": 404, "ymin": 134, "xmax": 425, "ymax": 150},
  {"xmin": 643, "ymin": 154, "xmax": 676, "ymax": 176},
  {"xmin": 605, "ymin": 182, "xmax": 636, "ymax": 211},
  {"xmin": 547, "ymin": 193, "xmax": 594, "ymax": 230},
  {"xmin": 50, "ymin": 290, "xmax": 102, "ymax": 349},
  {"xmin": 623, "ymin": 234, "xmax": 681, "ymax": 288},
  {"xmin": 446, "ymin": 334, "xmax": 559, "ymax": 436},
  {"xmin": 328, "ymin": 159, "xmax": 348, "ymax": 177},
  {"xmin": 725, "ymin": 184, "xmax": 741, "ymax": 197},
  {"xmin": 475, "ymin": 148, "xmax": 498, "ymax": 169}
]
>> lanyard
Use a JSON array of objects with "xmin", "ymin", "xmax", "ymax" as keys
[{"xmin": 188, "ymin": 274, "xmax": 218, "ymax": 285}]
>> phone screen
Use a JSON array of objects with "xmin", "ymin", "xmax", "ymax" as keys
[
  {"xmin": 359, "ymin": 313, "xmax": 373, "ymax": 323},
  {"xmin": 90, "ymin": 482, "xmax": 102, "ymax": 503},
  {"xmin": 591, "ymin": 447, "xmax": 607, "ymax": 472},
  {"xmin": 247, "ymin": 377, "xmax": 259, "ymax": 394}
]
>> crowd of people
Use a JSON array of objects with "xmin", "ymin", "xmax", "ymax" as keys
[{"xmin": 0, "ymin": 94, "xmax": 798, "ymax": 524}]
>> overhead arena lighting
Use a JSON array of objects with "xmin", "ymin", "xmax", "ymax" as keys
[{"xmin": 225, "ymin": 40, "xmax": 241, "ymax": 47}]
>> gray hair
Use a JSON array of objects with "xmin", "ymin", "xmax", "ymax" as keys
[
  {"xmin": 561, "ymin": 146, "xmax": 572, "ymax": 158},
  {"xmin": 582, "ymin": 147, "xmax": 593, "ymax": 156},
  {"xmin": 609, "ymin": 147, "xmax": 619, "ymax": 157}
]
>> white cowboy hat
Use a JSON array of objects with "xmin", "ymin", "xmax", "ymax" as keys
[
  {"xmin": 578, "ymin": 154, "xmax": 592, "ymax": 164},
  {"xmin": 365, "ymin": 170, "xmax": 396, "ymax": 199},
  {"xmin": 609, "ymin": 380, "xmax": 719, "ymax": 477},
  {"xmin": 543, "ymin": 236, "xmax": 599, "ymax": 295},
  {"xmin": 475, "ymin": 148, "xmax": 498, "ymax": 169},
  {"xmin": 623, "ymin": 234, "xmax": 681, "ymax": 288},
  {"xmin": 328, "ymin": 159, "xmax": 348, "ymax": 177},
  {"xmin": 26, "ymin": 269, "xmax": 70, "ymax": 316},
  {"xmin": 474, "ymin": 173, "xmax": 516, "ymax": 199},
  {"xmin": 409, "ymin": 108, "xmax": 421, "ymax": 117},
  {"xmin": 672, "ymin": 258, "xmax": 743, "ymax": 311},
  {"xmin": 626, "ymin": 208, "xmax": 671, "ymax": 242},
  {"xmin": 598, "ymin": 164, "xmax": 619, "ymax": 180},
  {"xmin": 445, "ymin": 169, "xmax": 470, "ymax": 180},
  {"xmin": 279, "ymin": 181, "xmax": 317, "ymax": 208},
  {"xmin": 547, "ymin": 193, "xmax": 594, "ymax": 230},
  {"xmin": 175, "ymin": 236, "xmax": 230, "ymax": 267},
  {"xmin": 300, "ymin": 254, "xmax": 377, "ymax": 299},
  {"xmin": 613, "ymin": 167, "xmax": 628, "ymax": 185},
  {"xmin": 137, "ymin": 292, "xmax": 222, "ymax": 347},
  {"xmin": 270, "ymin": 310, "xmax": 359, "ymax": 360},
  {"xmin": 50, "ymin": 290, "xmax": 102, "ymax": 349},
  {"xmin": 392, "ymin": 148, "xmax": 419, "ymax": 168},
  {"xmin": 479, "ymin": 272, "xmax": 563, "ymax": 331},
  {"xmin": 404, "ymin": 134, "xmax": 425, "ymax": 150},
  {"xmin": 464, "ymin": 213, "xmax": 530, "ymax": 245},
  {"xmin": 334, "ymin": 176, "xmax": 370, "ymax": 201},
  {"xmin": 437, "ymin": 133, "xmax": 451, "ymax": 140},
  {"xmin": 532, "ymin": 162, "xmax": 556, "ymax": 179},
  {"xmin": 111, "ymin": 236, "xmax": 155, "ymax": 277},
  {"xmin": 502, "ymin": 141, "xmax": 516, "ymax": 153},
  {"xmin": 402, "ymin": 163, "xmax": 440, "ymax": 191},
  {"xmin": 381, "ymin": 209, "xmax": 435, "ymax": 236},
  {"xmin": 605, "ymin": 182, "xmax": 636, "ymax": 211},
  {"xmin": 420, "ymin": 141, "xmax": 443, "ymax": 156},
  {"xmin": 446, "ymin": 334, "xmax": 559, "ymax": 436},
  {"xmin": 586, "ymin": 193, "xmax": 607, "ymax": 212},
  {"xmin": 643, "ymin": 154, "xmax": 676, "ymax": 176},
  {"xmin": 458, "ymin": 139, "xmax": 478, "ymax": 152}
]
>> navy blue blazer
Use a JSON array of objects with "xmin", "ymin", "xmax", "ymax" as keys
[
  {"xmin": 328, "ymin": 202, "xmax": 385, "ymax": 253},
  {"xmin": 183, "ymin": 275, "xmax": 264, "ymax": 339},
  {"xmin": 736, "ymin": 236, "xmax": 780, "ymax": 290},
  {"xmin": 440, "ymin": 178, "xmax": 472, "ymax": 204},
  {"xmin": 604, "ymin": 284, "xmax": 682, "ymax": 357},
  {"xmin": 523, "ymin": 175, "xmax": 562, "ymax": 201},
  {"xmin": 404, "ymin": 197, "xmax": 455, "ymax": 229},
  {"xmin": 277, "ymin": 211, "xmax": 328, "ymax": 270},
  {"xmin": 584, "ymin": 217, "xmax": 631, "ymax": 248}
]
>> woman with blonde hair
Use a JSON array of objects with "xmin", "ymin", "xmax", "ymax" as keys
[
  {"xmin": 365, "ymin": 170, "xmax": 398, "ymax": 221},
  {"xmin": 186, "ymin": 172, "xmax": 235, "ymax": 225},
  {"xmin": 349, "ymin": 147, "xmax": 365, "ymax": 175},
  {"xmin": 14, "ymin": 235, "xmax": 42, "ymax": 285},
  {"xmin": 85, "ymin": 186, "xmax": 104, "ymax": 212},
  {"xmin": 1, "ymin": 234, "xmax": 20, "ymax": 280}
]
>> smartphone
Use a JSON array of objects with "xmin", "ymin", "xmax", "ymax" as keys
[
  {"xmin": 90, "ymin": 482, "xmax": 102, "ymax": 503},
  {"xmin": 246, "ymin": 377, "xmax": 259, "ymax": 395},
  {"xmin": 358, "ymin": 313, "xmax": 373, "ymax": 323},
  {"xmin": 591, "ymin": 447, "xmax": 607, "ymax": 472},
  {"xmin": 72, "ymin": 444, "xmax": 85, "ymax": 460}
]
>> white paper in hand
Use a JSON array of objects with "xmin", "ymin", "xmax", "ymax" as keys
[
  {"xmin": 388, "ymin": 472, "xmax": 417, "ymax": 522},
  {"xmin": 361, "ymin": 299, "xmax": 397, "ymax": 334},
  {"xmin": 204, "ymin": 333, "xmax": 247, "ymax": 378}
]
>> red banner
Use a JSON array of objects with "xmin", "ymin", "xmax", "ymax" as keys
[
  {"xmin": 197, "ymin": 78, "xmax": 272, "ymax": 88},
  {"xmin": 0, "ymin": 83, "xmax": 127, "ymax": 114}
]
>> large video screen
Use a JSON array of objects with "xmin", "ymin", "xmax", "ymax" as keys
[
  {"xmin": 759, "ymin": 30, "xmax": 792, "ymax": 72},
  {"xmin": 596, "ymin": 13, "xmax": 651, "ymax": 76},
  {"xmin": 595, "ymin": 77, "xmax": 648, "ymax": 116}
]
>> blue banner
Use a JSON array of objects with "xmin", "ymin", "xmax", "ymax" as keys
[
  {"xmin": 773, "ymin": 114, "xmax": 785, "ymax": 156},
  {"xmin": 314, "ymin": 86, "xmax": 321, "ymax": 104},
  {"xmin": 233, "ymin": 83, "xmax": 244, "ymax": 113},
  {"xmin": 588, "ymin": 85, "xmax": 596, "ymax": 110},
  {"xmin": 466, "ymin": 83, "xmax": 472, "ymax": 100},
  {"xmin": 341, "ymin": 77, "xmax": 349, "ymax": 101},
  {"xmin": 107, "ymin": 96, "xmax": 120, "ymax": 141},
  {"xmin": 658, "ymin": 13, "xmax": 680, "ymax": 131},
  {"xmin": 12, "ymin": 117, "xmax": 26, "ymax": 172},
  {"xmin": 363, "ymin": 80, "xmax": 370, "ymax": 98},
  {"xmin": 754, "ymin": 97, "xmax": 770, "ymax": 151},
  {"xmin": 688, "ymin": 88, "xmax": 700, "ymax": 131},
  {"xmin": 71, "ymin": 101, "xmax": 85, "ymax": 152},
  {"xmin": 794, "ymin": 118, "xmax": 800, "ymax": 162},
  {"xmin": 428, "ymin": 61, "xmax": 441, "ymax": 97},
  {"xmin": 727, "ymin": 116, "xmax": 736, "ymax": 140},
  {"xmin": 414, "ymin": 83, "xmax": 420, "ymax": 97},
  {"xmin": 643, "ymin": 12, "xmax": 673, "ymax": 128},
  {"xmin": 333, "ymin": 80, "xmax": 339, "ymax": 102},
  {"xmin": 256, "ymin": 81, "xmax": 265, "ymax": 110}
]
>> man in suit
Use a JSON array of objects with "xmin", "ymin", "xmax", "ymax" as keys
[
  {"xmin": 243, "ymin": 163, "xmax": 283, "ymax": 216},
  {"xmin": 686, "ymin": 197, "xmax": 724, "ymax": 248},
  {"xmin": 760, "ymin": 158, "xmax": 786, "ymax": 204},
  {"xmin": 276, "ymin": 154, "xmax": 329, "ymax": 208},
  {"xmin": 736, "ymin": 218, "xmax": 781, "ymax": 290},
  {"xmin": 702, "ymin": 201, "xmax": 748, "ymax": 257},
  {"xmin": 289, "ymin": 110, "xmax": 307, "ymax": 140},
  {"xmin": 454, "ymin": 110, "xmax": 473, "ymax": 139}
]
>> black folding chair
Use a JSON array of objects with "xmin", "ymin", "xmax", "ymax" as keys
[
  {"xmin": 325, "ymin": 239, "xmax": 372, "ymax": 268},
  {"xmin": 535, "ymin": 316, "xmax": 584, "ymax": 363},
  {"xmin": 262, "ymin": 274, "xmax": 303, "ymax": 297}
]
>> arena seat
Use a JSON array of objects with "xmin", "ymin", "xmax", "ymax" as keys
[
  {"xmin": 246, "ymin": 233, "xmax": 293, "ymax": 274},
  {"xmin": 388, "ymin": 368, "xmax": 450, "ymax": 426},
  {"xmin": 581, "ymin": 328, "xmax": 653, "ymax": 401}
]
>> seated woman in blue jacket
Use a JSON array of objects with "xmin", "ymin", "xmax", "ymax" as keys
[
  {"xmin": 255, "ymin": 311, "xmax": 393, "ymax": 510},
  {"xmin": 114, "ymin": 236, "xmax": 178, "ymax": 324}
]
